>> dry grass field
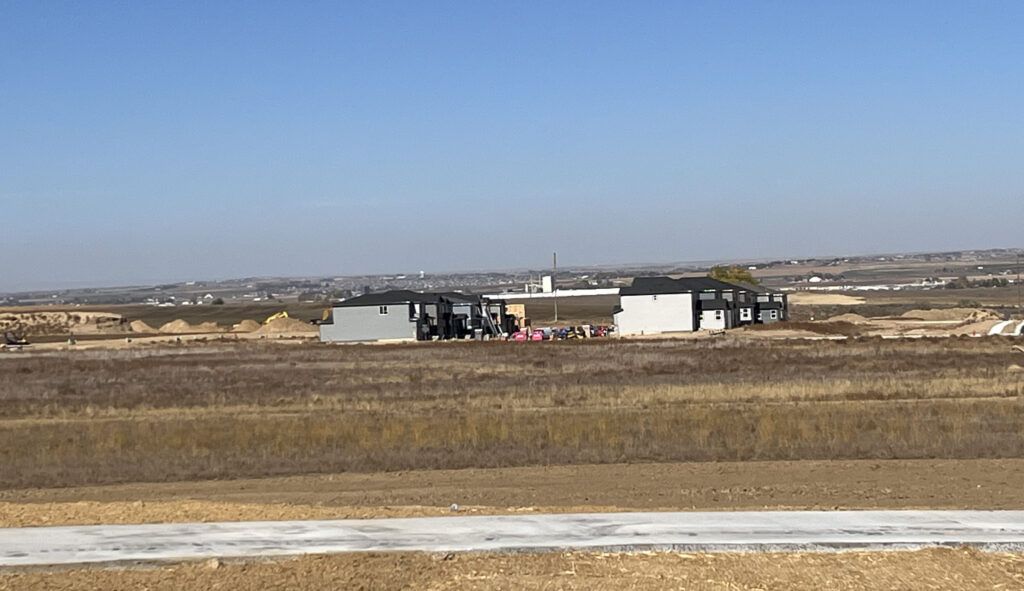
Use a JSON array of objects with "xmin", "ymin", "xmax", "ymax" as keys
[
  {"xmin": 2, "ymin": 337, "xmax": 1022, "ymax": 489},
  {"xmin": 3, "ymin": 322, "xmax": 1024, "ymax": 589}
]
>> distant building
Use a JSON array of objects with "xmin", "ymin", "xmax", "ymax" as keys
[
  {"xmin": 319, "ymin": 290, "xmax": 512, "ymax": 343},
  {"xmin": 613, "ymin": 277, "xmax": 787, "ymax": 336}
]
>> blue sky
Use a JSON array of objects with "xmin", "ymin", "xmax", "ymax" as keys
[{"xmin": 2, "ymin": 1, "xmax": 1023, "ymax": 290}]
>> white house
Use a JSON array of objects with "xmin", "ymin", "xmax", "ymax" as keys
[{"xmin": 614, "ymin": 277, "xmax": 787, "ymax": 336}]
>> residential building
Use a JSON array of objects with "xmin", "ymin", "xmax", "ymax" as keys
[
  {"xmin": 319, "ymin": 290, "xmax": 511, "ymax": 343},
  {"xmin": 614, "ymin": 277, "xmax": 787, "ymax": 336}
]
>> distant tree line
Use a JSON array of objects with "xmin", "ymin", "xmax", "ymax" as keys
[{"xmin": 708, "ymin": 266, "xmax": 760, "ymax": 286}]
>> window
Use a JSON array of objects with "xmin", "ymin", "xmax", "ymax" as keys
[
  {"xmin": 379, "ymin": 305, "xmax": 389, "ymax": 315},
  {"xmin": 715, "ymin": 311, "xmax": 722, "ymax": 320},
  {"xmin": 652, "ymin": 294, "xmax": 658, "ymax": 301},
  {"xmin": 770, "ymin": 310, "xmax": 778, "ymax": 319}
]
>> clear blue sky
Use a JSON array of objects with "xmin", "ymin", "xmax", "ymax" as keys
[{"xmin": 2, "ymin": 1, "xmax": 1023, "ymax": 290}]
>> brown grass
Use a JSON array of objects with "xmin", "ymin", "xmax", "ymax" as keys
[{"xmin": 1, "ymin": 338, "xmax": 1022, "ymax": 489}]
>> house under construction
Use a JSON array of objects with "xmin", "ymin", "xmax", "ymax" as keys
[{"xmin": 319, "ymin": 290, "xmax": 513, "ymax": 343}]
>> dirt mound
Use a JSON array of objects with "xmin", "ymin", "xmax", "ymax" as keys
[
  {"xmin": 129, "ymin": 320, "xmax": 158, "ymax": 334},
  {"xmin": 232, "ymin": 320, "xmax": 262, "ymax": 333},
  {"xmin": 827, "ymin": 313, "xmax": 869, "ymax": 324},
  {"xmin": 1009, "ymin": 365, "xmax": 1024, "ymax": 374},
  {"xmin": 158, "ymin": 320, "xmax": 196, "ymax": 334},
  {"xmin": 900, "ymin": 308, "xmax": 999, "ymax": 322},
  {"xmin": 255, "ymin": 317, "xmax": 317, "ymax": 335},
  {"xmin": 158, "ymin": 320, "xmax": 225, "ymax": 334},
  {"xmin": 788, "ymin": 293, "xmax": 865, "ymax": 306},
  {"xmin": 0, "ymin": 311, "xmax": 128, "ymax": 337}
]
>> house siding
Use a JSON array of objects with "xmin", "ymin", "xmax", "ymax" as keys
[
  {"xmin": 320, "ymin": 304, "xmax": 418, "ymax": 342},
  {"xmin": 614, "ymin": 293, "xmax": 695, "ymax": 336},
  {"xmin": 700, "ymin": 309, "xmax": 729, "ymax": 330}
]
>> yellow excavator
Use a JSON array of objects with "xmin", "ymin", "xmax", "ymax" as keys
[{"xmin": 264, "ymin": 311, "xmax": 290, "ymax": 324}]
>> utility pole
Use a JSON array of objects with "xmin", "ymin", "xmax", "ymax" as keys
[{"xmin": 553, "ymin": 252, "xmax": 558, "ymax": 324}]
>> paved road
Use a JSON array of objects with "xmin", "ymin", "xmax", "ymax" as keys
[{"xmin": 3, "ymin": 511, "xmax": 1024, "ymax": 567}]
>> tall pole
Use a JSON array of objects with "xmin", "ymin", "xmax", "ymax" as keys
[
  {"xmin": 1018, "ymin": 252, "xmax": 1021, "ymax": 318},
  {"xmin": 553, "ymin": 252, "xmax": 558, "ymax": 324}
]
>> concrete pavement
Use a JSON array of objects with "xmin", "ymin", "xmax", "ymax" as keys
[{"xmin": 3, "ymin": 510, "xmax": 1024, "ymax": 567}]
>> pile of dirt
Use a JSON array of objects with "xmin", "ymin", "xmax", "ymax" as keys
[
  {"xmin": 900, "ymin": 308, "xmax": 1000, "ymax": 322},
  {"xmin": 788, "ymin": 293, "xmax": 865, "ymax": 306},
  {"xmin": 255, "ymin": 317, "xmax": 317, "ymax": 335},
  {"xmin": 232, "ymin": 320, "xmax": 262, "ymax": 333},
  {"xmin": 158, "ymin": 320, "xmax": 224, "ymax": 334},
  {"xmin": 159, "ymin": 320, "xmax": 197, "ymax": 334},
  {"xmin": 827, "ymin": 313, "xmax": 870, "ymax": 324},
  {"xmin": 0, "ymin": 311, "xmax": 129, "ymax": 337},
  {"xmin": 1009, "ymin": 365, "xmax": 1024, "ymax": 374},
  {"xmin": 129, "ymin": 320, "xmax": 158, "ymax": 334}
]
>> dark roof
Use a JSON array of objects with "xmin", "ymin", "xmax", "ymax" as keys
[
  {"xmin": 758, "ymin": 301, "xmax": 784, "ymax": 309},
  {"xmin": 699, "ymin": 299, "xmax": 731, "ymax": 310},
  {"xmin": 731, "ymin": 281, "xmax": 776, "ymax": 294},
  {"xmin": 333, "ymin": 290, "xmax": 445, "ymax": 308},
  {"xmin": 622, "ymin": 276, "xmax": 755, "ymax": 296},
  {"xmin": 437, "ymin": 292, "xmax": 483, "ymax": 304}
]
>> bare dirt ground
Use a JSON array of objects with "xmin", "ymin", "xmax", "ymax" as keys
[
  {"xmin": 787, "ymin": 293, "xmax": 866, "ymax": 306},
  {"xmin": 3, "ymin": 459, "xmax": 1024, "ymax": 528},
  {"xmin": 4, "ymin": 548, "xmax": 1023, "ymax": 590}
]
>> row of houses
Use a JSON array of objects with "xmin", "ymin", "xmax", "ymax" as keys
[{"xmin": 319, "ymin": 278, "xmax": 788, "ymax": 343}]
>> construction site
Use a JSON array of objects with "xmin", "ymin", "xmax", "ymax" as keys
[{"xmin": 2, "ymin": 256, "xmax": 1024, "ymax": 589}]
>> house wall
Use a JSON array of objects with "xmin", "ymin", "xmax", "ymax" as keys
[
  {"xmin": 614, "ymin": 293, "xmax": 695, "ymax": 336},
  {"xmin": 739, "ymin": 307, "xmax": 754, "ymax": 323},
  {"xmin": 320, "ymin": 304, "xmax": 418, "ymax": 342},
  {"xmin": 700, "ymin": 309, "xmax": 729, "ymax": 330}
]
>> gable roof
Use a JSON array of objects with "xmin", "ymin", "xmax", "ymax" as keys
[
  {"xmin": 622, "ymin": 276, "xmax": 785, "ymax": 296},
  {"xmin": 699, "ymin": 299, "xmax": 731, "ymax": 310},
  {"xmin": 436, "ymin": 292, "xmax": 483, "ymax": 304},
  {"xmin": 333, "ymin": 290, "xmax": 445, "ymax": 308},
  {"xmin": 622, "ymin": 276, "xmax": 753, "ymax": 296}
]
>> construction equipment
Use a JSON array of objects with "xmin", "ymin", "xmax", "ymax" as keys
[
  {"xmin": 2, "ymin": 331, "xmax": 29, "ymax": 351},
  {"xmin": 264, "ymin": 311, "xmax": 290, "ymax": 324}
]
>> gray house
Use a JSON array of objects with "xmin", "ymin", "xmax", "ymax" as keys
[
  {"xmin": 319, "ymin": 290, "xmax": 511, "ymax": 343},
  {"xmin": 614, "ymin": 277, "xmax": 787, "ymax": 336},
  {"xmin": 319, "ymin": 291, "xmax": 448, "ymax": 343}
]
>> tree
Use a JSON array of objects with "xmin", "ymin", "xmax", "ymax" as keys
[{"xmin": 708, "ymin": 265, "xmax": 760, "ymax": 286}]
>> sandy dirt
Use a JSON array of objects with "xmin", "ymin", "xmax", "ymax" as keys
[
  {"xmin": 231, "ymin": 319, "xmax": 262, "ymax": 333},
  {"xmin": 900, "ymin": 307, "xmax": 1001, "ymax": 321},
  {"xmin": 128, "ymin": 320, "xmax": 157, "ymax": 334},
  {"xmin": 3, "ymin": 459, "xmax": 1024, "ymax": 528},
  {"xmin": 788, "ymin": 293, "xmax": 866, "ymax": 306},
  {"xmin": 0, "ymin": 311, "xmax": 129, "ymax": 336},
  {"xmin": 254, "ymin": 317, "xmax": 318, "ymax": 335},
  {"xmin": 3, "ymin": 548, "xmax": 1023, "ymax": 590}
]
